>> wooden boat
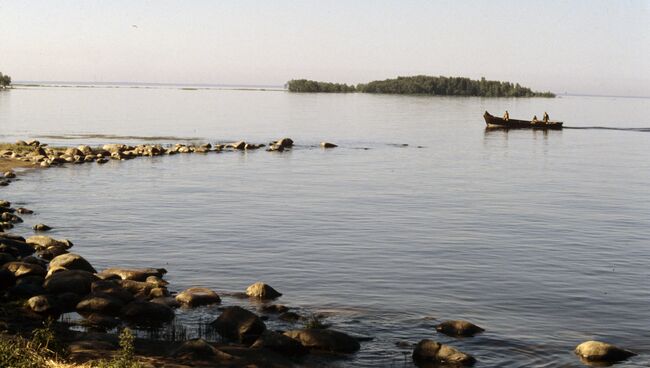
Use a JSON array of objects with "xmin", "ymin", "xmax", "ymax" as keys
[{"xmin": 483, "ymin": 111, "xmax": 563, "ymax": 130}]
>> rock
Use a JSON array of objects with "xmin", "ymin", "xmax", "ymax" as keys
[
  {"xmin": 77, "ymin": 293, "xmax": 125, "ymax": 316},
  {"xmin": 3, "ymin": 171, "xmax": 16, "ymax": 178},
  {"xmin": 283, "ymin": 329, "xmax": 361, "ymax": 354},
  {"xmin": 145, "ymin": 275, "xmax": 168, "ymax": 287},
  {"xmin": 2, "ymin": 261, "xmax": 46, "ymax": 278},
  {"xmin": 121, "ymin": 300, "xmax": 175, "ymax": 325},
  {"xmin": 273, "ymin": 138, "xmax": 294, "ymax": 148},
  {"xmin": 15, "ymin": 140, "xmax": 27, "ymax": 146},
  {"xmin": 266, "ymin": 144, "xmax": 285, "ymax": 152},
  {"xmin": 436, "ymin": 320, "xmax": 485, "ymax": 337},
  {"xmin": 50, "ymin": 253, "xmax": 97, "ymax": 273},
  {"xmin": 260, "ymin": 304, "xmax": 289, "ymax": 314},
  {"xmin": 27, "ymin": 295, "xmax": 60, "ymax": 315},
  {"xmin": 120, "ymin": 279, "xmax": 154, "ymax": 298},
  {"xmin": 57, "ymin": 292, "xmax": 83, "ymax": 312},
  {"xmin": 252, "ymin": 330, "xmax": 308, "ymax": 356},
  {"xmin": 0, "ymin": 252, "xmax": 16, "ymax": 266},
  {"xmin": 150, "ymin": 297, "xmax": 181, "ymax": 309},
  {"xmin": 412, "ymin": 339, "xmax": 476, "ymax": 366},
  {"xmin": 77, "ymin": 145, "xmax": 94, "ymax": 155},
  {"xmin": 32, "ymin": 224, "xmax": 52, "ymax": 232},
  {"xmin": 43, "ymin": 270, "xmax": 98, "ymax": 295},
  {"xmin": 16, "ymin": 207, "xmax": 33, "ymax": 214},
  {"xmin": 26, "ymin": 140, "xmax": 40, "ymax": 146},
  {"xmin": 36, "ymin": 245, "xmax": 69, "ymax": 261},
  {"xmin": 320, "ymin": 142, "xmax": 338, "ymax": 148},
  {"xmin": 25, "ymin": 235, "xmax": 72, "ymax": 250},
  {"xmin": 65, "ymin": 147, "xmax": 83, "ymax": 157},
  {"xmin": 91, "ymin": 280, "xmax": 134, "ymax": 303},
  {"xmin": 279, "ymin": 312, "xmax": 302, "ymax": 322},
  {"xmin": 175, "ymin": 287, "xmax": 221, "ymax": 308},
  {"xmin": 0, "ymin": 269, "xmax": 16, "ymax": 290},
  {"xmin": 9, "ymin": 279, "xmax": 46, "ymax": 297},
  {"xmin": 0, "ymin": 200, "xmax": 11, "ymax": 208},
  {"xmin": 229, "ymin": 141, "xmax": 246, "ymax": 150},
  {"xmin": 45, "ymin": 266, "xmax": 68, "ymax": 279},
  {"xmin": 82, "ymin": 313, "xmax": 120, "ymax": 330},
  {"xmin": 149, "ymin": 287, "xmax": 169, "ymax": 298},
  {"xmin": 99, "ymin": 267, "xmax": 166, "ymax": 281},
  {"xmin": 102, "ymin": 144, "xmax": 125, "ymax": 154},
  {"xmin": 171, "ymin": 338, "xmax": 233, "ymax": 361},
  {"xmin": 1, "ymin": 213, "xmax": 22, "ymax": 223},
  {"xmin": 211, "ymin": 306, "xmax": 266, "ymax": 344},
  {"xmin": 96, "ymin": 158, "xmax": 108, "ymax": 164},
  {"xmin": 246, "ymin": 282, "xmax": 282, "ymax": 300},
  {"xmin": 575, "ymin": 340, "xmax": 636, "ymax": 363}
]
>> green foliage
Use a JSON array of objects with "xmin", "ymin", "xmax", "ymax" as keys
[
  {"xmin": 286, "ymin": 79, "xmax": 356, "ymax": 93},
  {"xmin": 303, "ymin": 314, "xmax": 330, "ymax": 329},
  {"xmin": 286, "ymin": 75, "xmax": 554, "ymax": 97},
  {"xmin": 0, "ymin": 320, "xmax": 65, "ymax": 368},
  {"xmin": 0, "ymin": 72, "xmax": 11, "ymax": 89},
  {"xmin": 357, "ymin": 75, "xmax": 555, "ymax": 97},
  {"xmin": 95, "ymin": 328, "xmax": 142, "ymax": 368}
]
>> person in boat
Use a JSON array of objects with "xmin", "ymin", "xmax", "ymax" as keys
[
  {"xmin": 532, "ymin": 115, "xmax": 538, "ymax": 124},
  {"xmin": 543, "ymin": 112, "xmax": 549, "ymax": 123},
  {"xmin": 504, "ymin": 111, "xmax": 509, "ymax": 121}
]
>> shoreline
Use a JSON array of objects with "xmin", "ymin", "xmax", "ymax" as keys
[{"xmin": 0, "ymin": 139, "xmax": 639, "ymax": 367}]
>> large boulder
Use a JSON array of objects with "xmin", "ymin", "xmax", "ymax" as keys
[
  {"xmin": 283, "ymin": 329, "xmax": 360, "ymax": 354},
  {"xmin": 27, "ymin": 295, "xmax": 60, "ymax": 316},
  {"xmin": 77, "ymin": 293, "xmax": 125, "ymax": 316},
  {"xmin": 91, "ymin": 280, "xmax": 134, "ymax": 303},
  {"xmin": 246, "ymin": 282, "xmax": 282, "ymax": 300},
  {"xmin": 49, "ymin": 253, "xmax": 96, "ymax": 273},
  {"xmin": 99, "ymin": 267, "xmax": 166, "ymax": 281},
  {"xmin": 210, "ymin": 306, "xmax": 266, "ymax": 344},
  {"xmin": 436, "ymin": 320, "xmax": 485, "ymax": 337},
  {"xmin": 252, "ymin": 330, "xmax": 308, "ymax": 356},
  {"xmin": 175, "ymin": 287, "xmax": 221, "ymax": 308},
  {"xmin": 120, "ymin": 279, "xmax": 154, "ymax": 298},
  {"xmin": 2, "ymin": 261, "xmax": 46, "ymax": 278},
  {"xmin": 121, "ymin": 300, "xmax": 175, "ymax": 325},
  {"xmin": 25, "ymin": 235, "xmax": 72, "ymax": 250},
  {"xmin": 43, "ymin": 270, "xmax": 98, "ymax": 295},
  {"xmin": 575, "ymin": 341, "xmax": 636, "ymax": 363},
  {"xmin": 412, "ymin": 339, "xmax": 476, "ymax": 366}
]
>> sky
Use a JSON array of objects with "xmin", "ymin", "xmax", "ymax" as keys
[{"xmin": 0, "ymin": 0, "xmax": 649, "ymax": 96}]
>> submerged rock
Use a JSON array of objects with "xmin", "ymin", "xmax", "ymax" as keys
[
  {"xmin": 99, "ymin": 267, "xmax": 166, "ymax": 281},
  {"xmin": 320, "ymin": 142, "xmax": 338, "ymax": 148},
  {"xmin": 211, "ymin": 306, "xmax": 266, "ymax": 344},
  {"xmin": 436, "ymin": 320, "xmax": 485, "ymax": 337},
  {"xmin": 252, "ymin": 330, "xmax": 308, "ymax": 356},
  {"xmin": 33, "ymin": 223, "xmax": 52, "ymax": 232},
  {"xmin": 246, "ymin": 282, "xmax": 282, "ymax": 300},
  {"xmin": 283, "ymin": 329, "xmax": 361, "ymax": 354},
  {"xmin": 412, "ymin": 339, "xmax": 476, "ymax": 366},
  {"xmin": 121, "ymin": 300, "xmax": 175, "ymax": 325},
  {"xmin": 575, "ymin": 340, "xmax": 636, "ymax": 363},
  {"xmin": 175, "ymin": 287, "xmax": 221, "ymax": 308}
]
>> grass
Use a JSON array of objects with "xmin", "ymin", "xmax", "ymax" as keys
[
  {"xmin": 0, "ymin": 320, "xmax": 67, "ymax": 368},
  {"xmin": 94, "ymin": 328, "xmax": 142, "ymax": 368}
]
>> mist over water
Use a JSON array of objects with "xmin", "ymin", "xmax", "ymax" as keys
[{"xmin": 1, "ymin": 87, "xmax": 650, "ymax": 367}]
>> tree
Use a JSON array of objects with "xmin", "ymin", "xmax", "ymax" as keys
[{"xmin": 0, "ymin": 72, "xmax": 11, "ymax": 89}]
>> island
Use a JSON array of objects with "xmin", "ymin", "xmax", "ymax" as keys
[
  {"xmin": 287, "ymin": 75, "xmax": 555, "ymax": 97},
  {"xmin": 0, "ymin": 72, "xmax": 11, "ymax": 89}
]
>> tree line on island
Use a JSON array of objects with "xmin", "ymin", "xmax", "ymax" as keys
[
  {"xmin": 0, "ymin": 72, "xmax": 12, "ymax": 89},
  {"xmin": 286, "ymin": 75, "xmax": 555, "ymax": 97}
]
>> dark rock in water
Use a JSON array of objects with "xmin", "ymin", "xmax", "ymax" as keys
[
  {"xmin": 171, "ymin": 338, "xmax": 233, "ymax": 361},
  {"xmin": 266, "ymin": 144, "xmax": 284, "ymax": 152},
  {"xmin": 211, "ymin": 306, "xmax": 266, "ymax": 344},
  {"xmin": 49, "ymin": 253, "xmax": 97, "ymax": 273},
  {"xmin": 96, "ymin": 158, "xmax": 109, "ymax": 164},
  {"xmin": 36, "ymin": 246, "xmax": 69, "ymax": 261},
  {"xmin": 99, "ymin": 267, "xmax": 166, "ymax": 281},
  {"xmin": 4, "ymin": 171, "xmax": 16, "ymax": 179},
  {"xmin": 0, "ymin": 200, "xmax": 11, "ymax": 208},
  {"xmin": 2, "ymin": 261, "xmax": 46, "ymax": 278},
  {"xmin": 0, "ymin": 269, "xmax": 16, "ymax": 290},
  {"xmin": 575, "ymin": 341, "xmax": 636, "ymax": 363},
  {"xmin": 145, "ymin": 275, "xmax": 168, "ymax": 287},
  {"xmin": 273, "ymin": 138, "xmax": 294, "ymax": 148},
  {"xmin": 0, "ymin": 252, "xmax": 16, "ymax": 267},
  {"xmin": 81, "ymin": 313, "xmax": 120, "ymax": 330},
  {"xmin": 0, "ymin": 222, "xmax": 13, "ymax": 230},
  {"xmin": 1, "ymin": 213, "xmax": 22, "ymax": 223},
  {"xmin": 229, "ymin": 141, "xmax": 247, "ymax": 150},
  {"xmin": 44, "ymin": 270, "xmax": 98, "ymax": 295},
  {"xmin": 260, "ymin": 304, "xmax": 289, "ymax": 314},
  {"xmin": 251, "ymin": 330, "xmax": 308, "ymax": 356},
  {"xmin": 16, "ymin": 208, "xmax": 33, "ymax": 215},
  {"xmin": 412, "ymin": 339, "xmax": 476, "ymax": 366},
  {"xmin": 9, "ymin": 278, "xmax": 46, "ymax": 298},
  {"xmin": 320, "ymin": 142, "xmax": 338, "ymax": 148},
  {"xmin": 77, "ymin": 293, "xmax": 126, "ymax": 316},
  {"xmin": 57, "ymin": 292, "xmax": 83, "ymax": 312},
  {"xmin": 27, "ymin": 295, "xmax": 60, "ymax": 316},
  {"xmin": 91, "ymin": 280, "xmax": 134, "ymax": 303},
  {"xmin": 246, "ymin": 282, "xmax": 282, "ymax": 300},
  {"xmin": 283, "ymin": 329, "xmax": 361, "ymax": 354},
  {"xmin": 436, "ymin": 320, "xmax": 485, "ymax": 337},
  {"xmin": 175, "ymin": 287, "xmax": 221, "ymax": 308},
  {"xmin": 279, "ymin": 311, "xmax": 302, "ymax": 322},
  {"xmin": 121, "ymin": 300, "xmax": 175, "ymax": 325},
  {"xmin": 25, "ymin": 235, "xmax": 72, "ymax": 250},
  {"xmin": 120, "ymin": 279, "xmax": 154, "ymax": 298},
  {"xmin": 150, "ymin": 297, "xmax": 181, "ymax": 309},
  {"xmin": 148, "ymin": 287, "xmax": 169, "ymax": 298}
]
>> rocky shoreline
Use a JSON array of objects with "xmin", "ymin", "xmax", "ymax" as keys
[{"xmin": 0, "ymin": 139, "xmax": 639, "ymax": 367}]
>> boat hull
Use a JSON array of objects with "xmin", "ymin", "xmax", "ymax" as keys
[{"xmin": 483, "ymin": 112, "xmax": 563, "ymax": 130}]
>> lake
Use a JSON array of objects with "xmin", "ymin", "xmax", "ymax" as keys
[{"xmin": 1, "ymin": 86, "xmax": 649, "ymax": 367}]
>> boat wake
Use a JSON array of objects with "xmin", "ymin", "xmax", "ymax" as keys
[{"xmin": 563, "ymin": 126, "xmax": 650, "ymax": 132}]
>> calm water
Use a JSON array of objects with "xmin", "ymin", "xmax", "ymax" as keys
[{"xmin": 1, "ymin": 86, "xmax": 650, "ymax": 367}]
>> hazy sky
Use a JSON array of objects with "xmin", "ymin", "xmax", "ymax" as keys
[{"xmin": 1, "ymin": 0, "xmax": 648, "ymax": 96}]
